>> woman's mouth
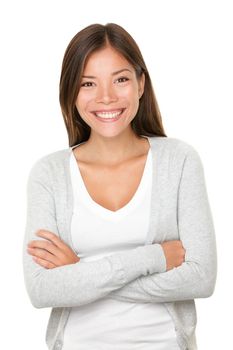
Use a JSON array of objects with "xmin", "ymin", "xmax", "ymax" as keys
[{"xmin": 92, "ymin": 109, "xmax": 125, "ymax": 122}]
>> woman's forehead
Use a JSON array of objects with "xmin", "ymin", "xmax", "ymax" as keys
[{"xmin": 82, "ymin": 47, "xmax": 133, "ymax": 74}]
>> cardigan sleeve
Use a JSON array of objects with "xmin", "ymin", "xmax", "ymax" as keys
[
  {"xmin": 108, "ymin": 146, "xmax": 217, "ymax": 303},
  {"xmin": 22, "ymin": 157, "xmax": 166, "ymax": 309}
]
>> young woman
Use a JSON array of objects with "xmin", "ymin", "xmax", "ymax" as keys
[{"xmin": 23, "ymin": 23, "xmax": 217, "ymax": 350}]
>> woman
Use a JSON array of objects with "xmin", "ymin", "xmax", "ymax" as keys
[{"xmin": 23, "ymin": 23, "xmax": 217, "ymax": 350}]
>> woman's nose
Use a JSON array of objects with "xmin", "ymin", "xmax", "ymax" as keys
[{"xmin": 95, "ymin": 84, "xmax": 118, "ymax": 104}]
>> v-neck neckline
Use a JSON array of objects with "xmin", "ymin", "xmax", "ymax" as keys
[
  {"xmin": 70, "ymin": 145, "xmax": 152, "ymax": 220},
  {"xmin": 64, "ymin": 135, "xmax": 161, "ymax": 249}
]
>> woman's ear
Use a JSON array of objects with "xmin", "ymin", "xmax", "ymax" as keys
[{"xmin": 138, "ymin": 72, "xmax": 145, "ymax": 99}]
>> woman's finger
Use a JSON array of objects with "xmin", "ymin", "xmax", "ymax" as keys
[
  {"xmin": 33, "ymin": 256, "xmax": 57, "ymax": 269},
  {"xmin": 27, "ymin": 230, "xmax": 80, "ymax": 267},
  {"xmin": 33, "ymin": 229, "xmax": 78, "ymax": 258},
  {"xmin": 35, "ymin": 230, "xmax": 67, "ymax": 251},
  {"xmin": 28, "ymin": 239, "xmax": 61, "ymax": 257},
  {"xmin": 27, "ymin": 246, "xmax": 61, "ymax": 266}
]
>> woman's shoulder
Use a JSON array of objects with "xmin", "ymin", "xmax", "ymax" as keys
[
  {"xmin": 34, "ymin": 147, "xmax": 70, "ymax": 162},
  {"xmin": 27, "ymin": 147, "xmax": 71, "ymax": 179},
  {"xmin": 150, "ymin": 135, "xmax": 204, "ymax": 175},
  {"xmin": 150, "ymin": 135, "xmax": 200, "ymax": 156}
]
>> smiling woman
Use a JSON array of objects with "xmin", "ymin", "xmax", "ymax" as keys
[
  {"xmin": 23, "ymin": 23, "xmax": 217, "ymax": 350},
  {"xmin": 59, "ymin": 23, "xmax": 166, "ymax": 148},
  {"xmin": 75, "ymin": 45, "xmax": 145, "ymax": 138}
]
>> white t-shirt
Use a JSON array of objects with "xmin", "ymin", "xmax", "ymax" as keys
[{"xmin": 62, "ymin": 146, "xmax": 180, "ymax": 349}]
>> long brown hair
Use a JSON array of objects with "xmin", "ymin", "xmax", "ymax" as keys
[{"xmin": 59, "ymin": 23, "xmax": 167, "ymax": 147}]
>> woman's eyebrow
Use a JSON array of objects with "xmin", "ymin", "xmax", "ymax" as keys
[{"xmin": 82, "ymin": 68, "xmax": 133, "ymax": 79}]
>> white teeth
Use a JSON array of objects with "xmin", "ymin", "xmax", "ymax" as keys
[{"xmin": 95, "ymin": 110, "xmax": 123, "ymax": 118}]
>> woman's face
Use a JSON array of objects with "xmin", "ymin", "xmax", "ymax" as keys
[{"xmin": 75, "ymin": 45, "xmax": 145, "ymax": 139}]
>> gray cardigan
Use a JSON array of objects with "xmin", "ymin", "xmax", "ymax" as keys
[{"xmin": 22, "ymin": 136, "xmax": 217, "ymax": 350}]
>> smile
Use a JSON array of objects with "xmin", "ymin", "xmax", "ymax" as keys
[{"xmin": 92, "ymin": 109, "xmax": 125, "ymax": 122}]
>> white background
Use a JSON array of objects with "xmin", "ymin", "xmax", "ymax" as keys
[{"xmin": 0, "ymin": 0, "xmax": 232, "ymax": 348}]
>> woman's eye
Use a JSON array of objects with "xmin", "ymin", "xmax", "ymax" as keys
[
  {"xmin": 81, "ymin": 82, "xmax": 94, "ymax": 87},
  {"xmin": 80, "ymin": 77, "xmax": 129, "ymax": 88},
  {"xmin": 116, "ymin": 77, "xmax": 129, "ymax": 84}
]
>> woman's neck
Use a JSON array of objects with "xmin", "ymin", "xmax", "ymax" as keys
[{"xmin": 76, "ymin": 131, "xmax": 149, "ymax": 166}]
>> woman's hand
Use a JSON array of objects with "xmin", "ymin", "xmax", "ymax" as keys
[
  {"xmin": 161, "ymin": 240, "xmax": 186, "ymax": 271},
  {"xmin": 27, "ymin": 230, "xmax": 80, "ymax": 269}
]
